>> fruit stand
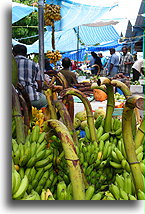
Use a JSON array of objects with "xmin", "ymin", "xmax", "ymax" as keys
[{"xmin": 11, "ymin": 1, "xmax": 145, "ymax": 201}]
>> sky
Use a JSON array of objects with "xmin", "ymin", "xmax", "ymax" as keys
[{"xmin": 72, "ymin": 0, "xmax": 142, "ymax": 35}]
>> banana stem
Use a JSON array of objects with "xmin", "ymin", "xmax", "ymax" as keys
[
  {"xmin": 19, "ymin": 95, "xmax": 30, "ymax": 136},
  {"xmin": 47, "ymin": 119, "xmax": 85, "ymax": 200},
  {"xmin": 111, "ymin": 80, "xmax": 132, "ymax": 99},
  {"xmin": 122, "ymin": 95, "xmax": 144, "ymax": 193},
  {"xmin": 104, "ymin": 84, "xmax": 115, "ymax": 132},
  {"xmin": 45, "ymin": 88, "xmax": 57, "ymax": 119},
  {"xmin": 54, "ymin": 100, "xmax": 79, "ymax": 145},
  {"xmin": 134, "ymin": 118, "xmax": 145, "ymax": 149},
  {"xmin": 12, "ymin": 84, "xmax": 25, "ymax": 144},
  {"xmin": 60, "ymin": 88, "xmax": 97, "ymax": 142}
]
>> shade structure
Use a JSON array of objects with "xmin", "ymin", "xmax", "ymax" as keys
[
  {"xmin": 29, "ymin": 25, "xmax": 120, "ymax": 53},
  {"xmin": 46, "ymin": 0, "xmax": 118, "ymax": 31},
  {"xmin": 12, "ymin": 2, "xmax": 37, "ymax": 24}
]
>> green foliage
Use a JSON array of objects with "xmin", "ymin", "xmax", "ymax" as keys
[{"xmin": 12, "ymin": 0, "xmax": 46, "ymax": 45}]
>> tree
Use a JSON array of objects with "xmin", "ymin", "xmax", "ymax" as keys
[{"xmin": 12, "ymin": 0, "xmax": 46, "ymax": 45}]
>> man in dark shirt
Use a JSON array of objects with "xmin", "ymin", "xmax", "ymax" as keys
[{"xmin": 58, "ymin": 57, "xmax": 78, "ymax": 87}]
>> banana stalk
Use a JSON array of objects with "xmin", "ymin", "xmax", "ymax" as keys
[
  {"xmin": 92, "ymin": 78, "xmax": 114, "ymax": 133},
  {"xmin": 54, "ymin": 100, "xmax": 79, "ymax": 145},
  {"xmin": 47, "ymin": 119, "xmax": 85, "ymax": 200},
  {"xmin": 110, "ymin": 79, "xmax": 137, "ymax": 137},
  {"xmin": 45, "ymin": 88, "xmax": 57, "ymax": 119},
  {"xmin": 122, "ymin": 95, "xmax": 144, "ymax": 193},
  {"xmin": 134, "ymin": 119, "xmax": 145, "ymax": 149},
  {"xmin": 60, "ymin": 88, "xmax": 97, "ymax": 142},
  {"xmin": 12, "ymin": 84, "xmax": 25, "ymax": 144},
  {"xmin": 111, "ymin": 80, "xmax": 132, "ymax": 99},
  {"xmin": 18, "ymin": 95, "xmax": 30, "ymax": 136}
]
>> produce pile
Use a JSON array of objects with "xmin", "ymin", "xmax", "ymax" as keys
[{"xmin": 12, "ymin": 76, "xmax": 145, "ymax": 200}]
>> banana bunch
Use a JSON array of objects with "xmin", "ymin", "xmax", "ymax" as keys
[
  {"xmin": 46, "ymin": 50, "xmax": 62, "ymax": 64},
  {"xmin": 31, "ymin": 107, "xmax": 45, "ymax": 131},
  {"xmin": 106, "ymin": 172, "xmax": 137, "ymax": 200},
  {"xmin": 12, "ymin": 169, "xmax": 29, "ymax": 200},
  {"xmin": 44, "ymin": 4, "xmax": 61, "ymax": 26},
  {"xmin": 12, "ymin": 126, "xmax": 54, "ymax": 169}
]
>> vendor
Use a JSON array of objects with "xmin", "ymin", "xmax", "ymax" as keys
[
  {"xmin": 132, "ymin": 59, "xmax": 145, "ymax": 81},
  {"xmin": 58, "ymin": 57, "xmax": 78, "ymax": 87}
]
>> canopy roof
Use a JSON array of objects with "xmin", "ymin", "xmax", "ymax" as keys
[
  {"xmin": 12, "ymin": 2, "xmax": 37, "ymax": 24},
  {"xmin": 29, "ymin": 25, "xmax": 120, "ymax": 53},
  {"xmin": 46, "ymin": 0, "xmax": 118, "ymax": 31}
]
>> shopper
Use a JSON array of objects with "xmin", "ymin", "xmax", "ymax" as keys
[
  {"xmin": 90, "ymin": 52, "xmax": 102, "ymax": 76},
  {"xmin": 12, "ymin": 44, "xmax": 48, "ymax": 109},
  {"xmin": 119, "ymin": 46, "xmax": 134, "ymax": 77},
  {"xmin": 107, "ymin": 48, "xmax": 119, "ymax": 77},
  {"xmin": 132, "ymin": 58, "xmax": 144, "ymax": 81},
  {"xmin": 98, "ymin": 52, "xmax": 107, "ymax": 76},
  {"xmin": 58, "ymin": 57, "xmax": 78, "ymax": 87}
]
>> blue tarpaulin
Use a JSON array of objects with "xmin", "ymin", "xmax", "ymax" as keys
[
  {"xmin": 46, "ymin": 0, "xmax": 118, "ymax": 31},
  {"xmin": 12, "ymin": 2, "xmax": 37, "ymax": 24}
]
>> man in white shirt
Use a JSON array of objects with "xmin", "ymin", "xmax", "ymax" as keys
[{"xmin": 132, "ymin": 59, "xmax": 144, "ymax": 81}]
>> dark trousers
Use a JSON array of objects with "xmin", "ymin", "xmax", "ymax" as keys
[{"xmin": 132, "ymin": 68, "xmax": 141, "ymax": 81}]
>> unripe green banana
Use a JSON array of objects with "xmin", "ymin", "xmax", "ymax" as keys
[
  {"xmin": 26, "ymin": 155, "xmax": 37, "ymax": 168},
  {"xmin": 109, "ymin": 184, "xmax": 120, "ymax": 200},
  {"xmin": 128, "ymin": 194, "xmax": 137, "ymax": 200},
  {"xmin": 111, "ymin": 150, "xmax": 120, "ymax": 163},
  {"xmin": 85, "ymin": 185, "xmax": 95, "ymax": 200},
  {"xmin": 114, "ymin": 147, "xmax": 124, "ymax": 162},
  {"xmin": 31, "ymin": 125, "xmax": 40, "ymax": 142},
  {"xmin": 12, "ymin": 175, "xmax": 28, "ymax": 200},
  {"xmin": 35, "ymin": 154, "xmax": 53, "ymax": 168},
  {"xmin": 91, "ymin": 192, "xmax": 103, "ymax": 200},
  {"xmin": 37, "ymin": 132, "xmax": 46, "ymax": 144},
  {"xmin": 96, "ymin": 126, "xmax": 104, "ymax": 140},
  {"xmin": 119, "ymin": 188, "xmax": 128, "ymax": 200},
  {"xmin": 110, "ymin": 161, "xmax": 122, "ymax": 169},
  {"xmin": 12, "ymin": 170, "xmax": 21, "ymax": 195},
  {"xmin": 18, "ymin": 167, "xmax": 25, "ymax": 179},
  {"xmin": 99, "ymin": 133, "xmax": 110, "ymax": 142}
]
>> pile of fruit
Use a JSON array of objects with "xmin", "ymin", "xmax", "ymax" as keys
[
  {"xmin": 12, "ymin": 77, "xmax": 145, "ymax": 200},
  {"xmin": 46, "ymin": 50, "xmax": 62, "ymax": 64},
  {"xmin": 44, "ymin": 4, "xmax": 61, "ymax": 26}
]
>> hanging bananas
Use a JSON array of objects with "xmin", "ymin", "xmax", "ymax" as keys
[{"xmin": 44, "ymin": 4, "xmax": 61, "ymax": 26}]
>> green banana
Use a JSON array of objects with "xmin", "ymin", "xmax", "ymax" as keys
[
  {"xmin": 31, "ymin": 125, "xmax": 40, "ymax": 142},
  {"xmin": 37, "ymin": 132, "xmax": 46, "ymax": 144},
  {"xmin": 35, "ymin": 168, "xmax": 45, "ymax": 182},
  {"xmin": 26, "ymin": 155, "xmax": 37, "ymax": 168},
  {"xmin": 35, "ymin": 140, "xmax": 47, "ymax": 154},
  {"xmin": 85, "ymin": 185, "xmax": 95, "ymax": 200},
  {"xmin": 35, "ymin": 150, "xmax": 46, "ymax": 161},
  {"xmin": 12, "ymin": 170, "xmax": 21, "ymax": 195},
  {"xmin": 109, "ymin": 184, "xmax": 120, "ymax": 200},
  {"xmin": 96, "ymin": 126, "xmax": 104, "ymax": 140},
  {"xmin": 99, "ymin": 133, "xmax": 110, "ymax": 142},
  {"xmin": 35, "ymin": 154, "xmax": 53, "ymax": 168},
  {"xmin": 12, "ymin": 175, "xmax": 28, "ymax": 200},
  {"xmin": 91, "ymin": 192, "xmax": 103, "ymax": 200},
  {"xmin": 18, "ymin": 167, "xmax": 25, "ymax": 179},
  {"xmin": 119, "ymin": 188, "xmax": 128, "ymax": 200},
  {"xmin": 110, "ymin": 161, "xmax": 122, "ymax": 169}
]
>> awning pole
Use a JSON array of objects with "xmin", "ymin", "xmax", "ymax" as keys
[
  {"xmin": 77, "ymin": 26, "xmax": 79, "ymax": 64},
  {"xmin": 38, "ymin": 0, "xmax": 44, "ymax": 78}
]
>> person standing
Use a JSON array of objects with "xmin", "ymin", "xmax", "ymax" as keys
[
  {"xmin": 12, "ymin": 44, "xmax": 48, "ymax": 109},
  {"xmin": 98, "ymin": 52, "xmax": 107, "ymax": 76},
  {"xmin": 119, "ymin": 46, "xmax": 134, "ymax": 77},
  {"xmin": 90, "ymin": 52, "xmax": 102, "ymax": 76},
  {"xmin": 58, "ymin": 57, "xmax": 78, "ymax": 87},
  {"xmin": 132, "ymin": 58, "xmax": 144, "ymax": 81},
  {"xmin": 107, "ymin": 48, "xmax": 119, "ymax": 77}
]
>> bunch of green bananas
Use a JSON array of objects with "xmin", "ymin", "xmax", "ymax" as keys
[
  {"xmin": 12, "ymin": 169, "xmax": 29, "ymax": 200},
  {"xmin": 12, "ymin": 126, "xmax": 54, "ymax": 169}
]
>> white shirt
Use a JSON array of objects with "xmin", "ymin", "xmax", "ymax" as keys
[{"xmin": 132, "ymin": 59, "xmax": 144, "ymax": 73}]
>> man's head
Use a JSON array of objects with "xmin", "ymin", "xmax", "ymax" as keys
[
  {"xmin": 91, "ymin": 52, "xmax": 97, "ymax": 58},
  {"xmin": 12, "ymin": 44, "xmax": 27, "ymax": 57},
  {"xmin": 122, "ymin": 46, "xmax": 128, "ymax": 55},
  {"xmin": 62, "ymin": 57, "xmax": 71, "ymax": 69},
  {"xmin": 98, "ymin": 53, "xmax": 103, "ymax": 58},
  {"xmin": 110, "ymin": 48, "xmax": 115, "ymax": 55}
]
